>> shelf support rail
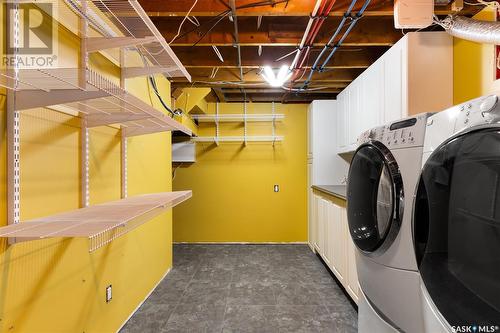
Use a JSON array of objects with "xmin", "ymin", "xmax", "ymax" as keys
[
  {"xmin": 272, "ymin": 102, "xmax": 276, "ymax": 147},
  {"xmin": 80, "ymin": 0, "xmax": 90, "ymax": 208},
  {"xmin": 7, "ymin": 2, "xmax": 21, "ymax": 239},
  {"xmin": 215, "ymin": 102, "xmax": 220, "ymax": 146}
]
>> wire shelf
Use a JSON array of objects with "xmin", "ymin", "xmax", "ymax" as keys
[
  {"xmin": 0, "ymin": 68, "xmax": 192, "ymax": 135},
  {"xmin": 85, "ymin": 0, "xmax": 190, "ymax": 80},
  {"xmin": 0, "ymin": 191, "xmax": 192, "ymax": 252},
  {"xmin": 192, "ymin": 136, "xmax": 284, "ymax": 143},
  {"xmin": 191, "ymin": 114, "xmax": 285, "ymax": 123}
]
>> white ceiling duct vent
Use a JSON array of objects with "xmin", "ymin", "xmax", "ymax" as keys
[{"xmin": 394, "ymin": 0, "xmax": 434, "ymax": 29}]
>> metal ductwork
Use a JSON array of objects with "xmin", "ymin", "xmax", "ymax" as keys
[{"xmin": 443, "ymin": 15, "xmax": 500, "ymax": 44}]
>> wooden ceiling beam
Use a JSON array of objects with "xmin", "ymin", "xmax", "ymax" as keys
[
  {"xmin": 172, "ymin": 46, "xmax": 387, "ymax": 68},
  {"xmin": 157, "ymin": 16, "xmax": 399, "ymax": 47},
  {"xmin": 222, "ymin": 93, "xmax": 338, "ymax": 103},
  {"xmin": 142, "ymin": 0, "xmax": 479, "ymax": 17},
  {"xmin": 178, "ymin": 67, "xmax": 365, "ymax": 82}
]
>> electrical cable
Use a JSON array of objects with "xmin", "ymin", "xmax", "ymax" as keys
[
  {"xmin": 318, "ymin": 0, "xmax": 371, "ymax": 71},
  {"xmin": 169, "ymin": 0, "xmax": 200, "ymax": 44},
  {"xmin": 139, "ymin": 53, "xmax": 181, "ymax": 117},
  {"xmin": 191, "ymin": 11, "xmax": 231, "ymax": 47},
  {"xmin": 301, "ymin": 0, "xmax": 358, "ymax": 88}
]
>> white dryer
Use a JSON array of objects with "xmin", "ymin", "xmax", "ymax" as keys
[
  {"xmin": 415, "ymin": 94, "xmax": 500, "ymax": 332},
  {"xmin": 347, "ymin": 113, "xmax": 432, "ymax": 333}
]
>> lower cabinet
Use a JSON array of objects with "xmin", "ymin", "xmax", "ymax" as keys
[{"xmin": 309, "ymin": 191, "xmax": 359, "ymax": 304}]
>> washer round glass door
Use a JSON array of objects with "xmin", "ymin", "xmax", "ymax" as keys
[
  {"xmin": 414, "ymin": 128, "xmax": 500, "ymax": 328},
  {"xmin": 347, "ymin": 141, "xmax": 403, "ymax": 253}
]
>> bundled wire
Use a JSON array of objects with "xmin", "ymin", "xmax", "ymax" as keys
[
  {"xmin": 139, "ymin": 53, "xmax": 182, "ymax": 118},
  {"xmin": 300, "ymin": 0, "xmax": 371, "ymax": 90}
]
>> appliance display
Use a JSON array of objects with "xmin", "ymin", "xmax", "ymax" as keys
[
  {"xmin": 415, "ymin": 94, "xmax": 500, "ymax": 332},
  {"xmin": 347, "ymin": 113, "xmax": 432, "ymax": 333}
]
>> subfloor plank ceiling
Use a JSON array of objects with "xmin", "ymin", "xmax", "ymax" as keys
[{"xmin": 140, "ymin": 0, "xmax": 482, "ymax": 103}]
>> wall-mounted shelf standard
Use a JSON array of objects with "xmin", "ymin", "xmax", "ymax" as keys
[
  {"xmin": 0, "ymin": 68, "xmax": 192, "ymax": 136},
  {"xmin": 191, "ymin": 114, "xmax": 285, "ymax": 123},
  {"xmin": 0, "ymin": 191, "xmax": 192, "ymax": 252},
  {"xmin": 192, "ymin": 136, "xmax": 284, "ymax": 143}
]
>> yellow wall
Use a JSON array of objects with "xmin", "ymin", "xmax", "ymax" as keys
[
  {"xmin": 454, "ymin": 7, "xmax": 499, "ymax": 103},
  {"xmin": 0, "ymin": 6, "xmax": 175, "ymax": 333},
  {"xmin": 173, "ymin": 103, "xmax": 308, "ymax": 243}
]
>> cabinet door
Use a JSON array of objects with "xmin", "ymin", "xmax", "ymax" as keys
[
  {"xmin": 323, "ymin": 201, "xmax": 334, "ymax": 266},
  {"xmin": 348, "ymin": 81, "xmax": 360, "ymax": 148},
  {"xmin": 330, "ymin": 203, "xmax": 347, "ymax": 283},
  {"xmin": 308, "ymin": 189, "xmax": 316, "ymax": 251},
  {"xmin": 342, "ymin": 206, "xmax": 359, "ymax": 304},
  {"xmin": 362, "ymin": 60, "xmax": 384, "ymax": 132},
  {"xmin": 384, "ymin": 42, "xmax": 404, "ymax": 123},
  {"xmin": 317, "ymin": 198, "xmax": 327, "ymax": 254},
  {"xmin": 336, "ymin": 93, "xmax": 347, "ymax": 151},
  {"xmin": 312, "ymin": 194, "xmax": 320, "ymax": 251}
]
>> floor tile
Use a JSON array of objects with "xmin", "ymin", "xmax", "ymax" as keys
[
  {"xmin": 179, "ymin": 280, "xmax": 230, "ymax": 306},
  {"xmin": 274, "ymin": 305, "xmax": 338, "ymax": 333},
  {"xmin": 274, "ymin": 283, "xmax": 325, "ymax": 306},
  {"xmin": 163, "ymin": 303, "xmax": 225, "ymax": 333},
  {"xmin": 123, "ymin": 244, "xmax": 358, "ymax": 333},
  {"xmin": 221, "ymin": 305, "xmax": 280, "ymax": 333},
  {"xmin": 147, "ymin": 279, "xmax": 189, "ymax": 304},
  {"xmin": 227, "ymin": 281, "xmax": 276, "ymax": 306},
  {"xmin": 120, "ymin": 303, "xmax": 173, "ymax": 333}
]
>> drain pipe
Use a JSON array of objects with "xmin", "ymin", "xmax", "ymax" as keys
[{"xmin": 442, "ymin": 15, "xmax": 500, "ymax": 44}]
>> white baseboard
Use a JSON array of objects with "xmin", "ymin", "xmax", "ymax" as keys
[{"xmin": 115, "ymin": 267, "xmax": 171, "ymax": 333}]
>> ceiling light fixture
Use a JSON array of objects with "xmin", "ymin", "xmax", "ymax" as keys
[{"xmin": 261, "ymin": 65, "xmax": 292, "ymax": 87}]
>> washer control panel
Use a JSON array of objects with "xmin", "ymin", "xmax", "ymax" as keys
[{"xmin": 358, "ymin": 113, "xmax": 431, "ymax": 149}]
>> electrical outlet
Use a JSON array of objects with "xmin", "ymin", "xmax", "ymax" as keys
[
  {"xmin": 106, "ymin": 285, "xmax": 112, "ymax": 303},
  {"xmin": 274, "ymin": 185, "xmax": 280, "ymax": 192}
]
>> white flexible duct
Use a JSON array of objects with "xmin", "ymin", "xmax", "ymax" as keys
[{"xmin": 444, "ymin": 15, "xmax": 500, "ymax": 44}]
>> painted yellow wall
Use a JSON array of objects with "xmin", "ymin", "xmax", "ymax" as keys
[
  {"xmin": 0, "ymin": 6, "xmax": 176, "ymax": 333},
  {"xmin": 454, "ymin": 7, "xmax": 499, "ymax": 103},
  {"xmin": 173, "ymin": 102, "xmax": 308, "ymax": 243}
]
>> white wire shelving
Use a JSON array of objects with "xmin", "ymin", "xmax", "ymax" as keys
[
  {"xmin": 192, "ymin": 102, "xmax": 284, "ymax": 145},
  {"xmin": 0, "ymin": 68, "xmax": 192, "ymax": 135},
  {"xmin": 3, "ymin": 0, "xmax": 193, "ymax": 251},
  {"xmin": 191, "ymin": 114, "xmax": 285, "ymax": 123},
  {"xmin": 192, "ymin": 136, "xmax": 284, "ymax": 143},
  {"xmin": 0, "ymin": 191, "xmax": 192, "ymax": 252},
  {"xmin": 82, "ymin": 0, "xmax": 191, "ymax": 80}
]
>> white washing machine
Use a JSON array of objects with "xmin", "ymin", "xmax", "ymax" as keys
[
  {"xmin": 347, "ymin": 113, "xmax": 431, "ymax": 333},
  {"xmin": 414, "ymin": 94, "xmax": 500, "ymax": 332}
]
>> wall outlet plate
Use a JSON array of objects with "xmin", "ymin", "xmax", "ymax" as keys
[
  {"xmin": 106, "ymin": 285, "xmax": 112, "ymax": 303},
  {"xmin": 274, "ymin": 185, "xmax": 280, "ymax": 192}
]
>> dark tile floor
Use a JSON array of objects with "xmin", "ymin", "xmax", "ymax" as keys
[{"xmin": 120, "ymin": 244, "xmax": 358, "ymax": 333}]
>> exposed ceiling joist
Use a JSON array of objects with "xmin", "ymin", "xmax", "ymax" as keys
[
  {"xmin": 157, "ymin": 16, "xmax": 400, "ymax": 47},
  {"xmin": 143, "ymin": 0, "xmax": 476, "ymax": 17}
]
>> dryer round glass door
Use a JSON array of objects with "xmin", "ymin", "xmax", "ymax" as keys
[
  {"xmin": 414, "ymin": 128, "xmax": 500, "ymax": 328},
  {"xmin": 347, "ymin": 141, "xmax": 403, "ymax": 254}
]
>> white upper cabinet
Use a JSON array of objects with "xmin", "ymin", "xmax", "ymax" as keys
[
  {"xmin": 336, "ymin": 32, "xmax": 453, "ymax": 153},
  {"xmin": 383, "ymin": 38, "xmax": 406, "ymax": 124}
]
